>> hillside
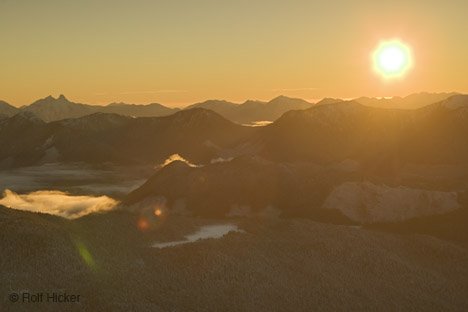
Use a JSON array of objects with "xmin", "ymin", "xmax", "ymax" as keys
[
  {"xmin": 253, "ymin": 95, "xmax": 468, "ymax": 166},
  {"xmin": 0, "ymin": 100, "xmax": 19, "ymax": 116},
  {"xmin": 0, "ymin": 112, "xmax": 51, "ymax": 168},
  {"xmin": 0, "ymin": 108, "xmax": 254, "ymax": 168},
  {"xmin": 1, "ymin": 205, "xmax": 467, "ymax": 311},
  {"xmin": 103, "ymin": 102, "xmax": 179, "ymax": 117},
  {"xmin": 124, "ymin": 156, "xmax": 356, "ymax": 220}
]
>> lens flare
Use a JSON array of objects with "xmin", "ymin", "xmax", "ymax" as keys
[
  {"xmin": 137, "ymin": 217, "xmax": 150, "ymax": 231},
  {"xmin": 372, "ymin": 39, "xmax": 413, "ymax": 79},
  {"xmin": 75, "ymin": 241, "xmax": 96, "ymax": 270}
]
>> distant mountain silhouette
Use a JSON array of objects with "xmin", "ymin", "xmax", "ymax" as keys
[
  {"xmin": 185, "ymin": 100, "xmax": 237, "ymax": 113},
  {"xmin": 185, "ymin": 96, "xmax": 312, "ymax": 124},
  {"xmin": 354, "ymin": 92, "xmax": 457, "ymax": 109},
  {"xmin": 6, "ymin": 92, "xmax": 461, "ymax": 124},
  {"xmin": 315, "ymin": 98, "xmax": 344, "ymax": 106},
  {"xmin": 22, "ymin": 95, "xmax": 96, "ymax": 122},
  {"xmin": 2, "ymin": 93, "xmax": 468, "ymax": 168},
  {"xmin": 20, "ymin": 95, "xmax": 179, "ymax": 122},
  {"xmin": 0, "ymin": 100, "xmax": 20, "ymax": 117},
  {"xmin": 103, "ymin": 102, "xmax": 179, "ymax": 117}
]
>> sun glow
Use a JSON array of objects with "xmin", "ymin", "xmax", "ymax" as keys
[{"xmin": 372, "ymin": 39, "xmax": 413, "ymax": 79}]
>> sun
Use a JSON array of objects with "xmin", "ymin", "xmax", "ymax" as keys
[{"xmin": 372, "ymin": 39, "xmax": 413, "ymax": 79}]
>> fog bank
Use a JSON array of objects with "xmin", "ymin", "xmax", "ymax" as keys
[{"xmin": 0, "ymin": 189, "xmax": 118, "ymax": 219}]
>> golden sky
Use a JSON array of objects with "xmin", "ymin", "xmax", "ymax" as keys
[{"xmin": 1, "ymin": 0, "xmax": 467, "ymax": 107}]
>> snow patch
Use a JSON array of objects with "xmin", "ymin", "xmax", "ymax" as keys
[{"xmin": 322, "ymin": 182, "xmax": 459, "ymax": 223}]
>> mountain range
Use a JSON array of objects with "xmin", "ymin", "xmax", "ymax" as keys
[
  {"xmin": 0, "ymin": 108, "xmax": 253, "ymax": 168},
  {"xmin": 252, "ymin": 94, "xmax": 468, "ymax": 167},
  {"xmin": 21, "ymin": 95, "xmax": 180, "ymax": 122},
  {"xmin": 354, "ymin": 92, "xmax": 458, "ymax": 109},
  {"xmin": 1, "ymin": 94, "xmax": 468, "ymax": 169},
  {"xmin": 0, "ymin": 94, "xmax": 311, "ymax": 124},
  {"xmin": 2, "ymin": 92, "xmax": 468, "ymax": 227},
  {"xmin": 185, "ymin": 95, "xmax": 312, "ymax": 124},
  {"xmin": 0, "ymin": 100, "xmax": 20, "ymax": 118},
  {"xmin": 2, "ymin": 92, "xmax": 468, "ymax": 311},
  {"xmin": 0, "ymin": 92, "xmax": 460, "ymax": 124},
  {"xmin": 120, "ymin": 95, "xmax": 468, "ymax": 242}
]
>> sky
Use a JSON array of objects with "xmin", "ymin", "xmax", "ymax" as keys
[{"xmin": 1, "ymin": 0, "xmax": 467, "ymax": 107}]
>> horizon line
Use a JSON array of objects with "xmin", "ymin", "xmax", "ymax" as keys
[{"xmin": 2, "ymin": 90, "xmax": 465, "ymax": 108}]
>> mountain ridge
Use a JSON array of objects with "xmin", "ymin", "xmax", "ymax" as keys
[
  {"xmin": 0, "ymin": 100, "xmax": 20, "ymax": 117},
  {"xmin": 4, "ymin": 92, "xmax": 464, "ymax": 124},
  {"xmin": 0, "ymin": 108, "xmax": 253, "ymax": 167}
]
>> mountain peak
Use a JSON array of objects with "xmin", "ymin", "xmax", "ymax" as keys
[
  {"xmin": 316, "ymin": 98, "xmax": 344, "ymax": 106},
  {"xmin": 185, "ymin": 99, "xmax": 237, "ymax": 111},
  {"xmin": 269, "ymin": 95, "xmax": 312, "ymax": 107},
  {"xmin": 39, "ymin": 94, "xmax": 70, "ymax": 103},
  {"xmin": 242, "ymin": 100, "xmax": 266, "ymax": 105},
  {"xmin": 270, "ymin": 95, "xmax": 291, "ymax": 102}
]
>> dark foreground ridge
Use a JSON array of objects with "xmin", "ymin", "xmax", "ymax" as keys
[{"xmin": 1, "ymin": 205, "xmax": 468, "ymax": 311}]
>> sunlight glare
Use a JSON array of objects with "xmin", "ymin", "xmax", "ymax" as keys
[{"xmin": 372, "ymin": 39, "xmax": 413, "ymax": 79}]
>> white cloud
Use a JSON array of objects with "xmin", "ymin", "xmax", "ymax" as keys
[{"xmin": 0, "ymin": 189, "xmax": 118, "ymax": 219}]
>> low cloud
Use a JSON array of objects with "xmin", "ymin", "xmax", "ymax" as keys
[
  {"xmin": 242, "ymin": 121, "xmax": 273, "ymax": 127},
  {"xmin": 0, "ymin": 189, "xmax": 118, "ymax": 219}
]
